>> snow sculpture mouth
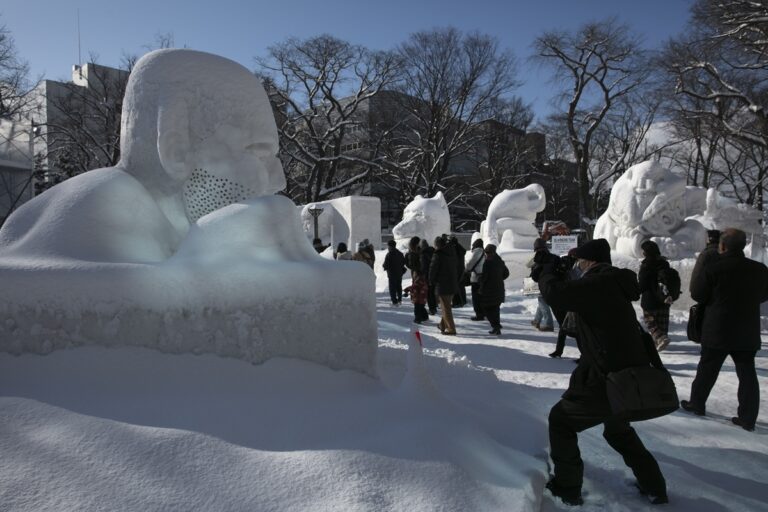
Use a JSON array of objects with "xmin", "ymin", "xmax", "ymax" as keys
[{"xmin": 183, "ymin": 168, "xmax": 258, "ymax": 222}]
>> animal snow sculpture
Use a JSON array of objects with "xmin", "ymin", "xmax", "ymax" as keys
[
  {"xmin": 0, "ymin": 49, "xmax": 376, "ymax": 374},
  {"xmin": 692, "ymin": 188, "xmax": 764, "ymax": 235},
  {"xmin": 480, "ymin": 184, "xmax": 546, "ymax": 249},
  {"xmin": 593, "ymin": 160, "xmax": 706, "ymax": 259},
  {"xmin": 392, "ymin": 192, "xmax": 451, "ymax": 249}
]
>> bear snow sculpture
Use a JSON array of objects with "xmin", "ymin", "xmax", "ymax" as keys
[
  {"xmin": 392, "ymin": 192, "xmax": 451, "ymax": 249},
  {"xmin": 594, "ymin": 160, "xmax": 706, "ymax": 259},
  {"xmin": 479, "ymin": 184, "xmax": 546, "ymax": 249}
]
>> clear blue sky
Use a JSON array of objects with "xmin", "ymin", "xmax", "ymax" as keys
[{"xmin": 2, "ymin": 0, "xmax": 693, "ymax": 122}]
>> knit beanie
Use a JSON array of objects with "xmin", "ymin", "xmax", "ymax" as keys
[{"xmin": 572, "ymin": 238, "xmax": 611, "ymax": 264}]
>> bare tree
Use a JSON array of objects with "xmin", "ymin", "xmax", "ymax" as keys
[
  {"xmin": 452, "ymin": 96, "xmax": 537, "ymax": 225},
  {"xmin": 587, "ymin": 90, "xmax": 661, "ymax": 213},
  {"xmin": 377, "ymin": 28, "xmax": 521, "ymax": 210},
  {"xmin": 257, "ymin": 35, "xmax": 401, "ymax": 204},
  {"xmin": 534, "ymin": 18, "xmax": 650, "ymax": 228},
  {"xmin": 663, "ymin": 0, "xmax": 768, "ymax": 208},
  {"xmin": 42, "ymin": 55, "xmax": 130, "ymax": 179},
  {"xmin": 0, "ymin": 21, "xmax": 33, "ymax": 120}
]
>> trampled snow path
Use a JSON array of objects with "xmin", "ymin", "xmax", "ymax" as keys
[{"xmin": 1, "ymin": 287, "xmax": 766, "ymax": 511}]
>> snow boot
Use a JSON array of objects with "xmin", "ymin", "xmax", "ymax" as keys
[
  {"xmin": 545, "ymin": 480, "xmax": 583, "ymax": 506},
  {"xmin": 635, "ymin": 482, "xmax": 669, "ymax": 505}
]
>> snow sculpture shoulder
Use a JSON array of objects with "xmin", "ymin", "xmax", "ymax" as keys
[
  {"xmin": 392, "ymin": 192, "xmax": 451, "ymax": 249},
  {"xmin": 0, "ymin": 49, "xmax": 376, "ymax": 374},
  {"xmin": 594, "ymin": 160, "xmax": 705, "ymax": 259},
  {"xmin": 480, "ymin": 184, "xmax": 546, "ymax": 249}
]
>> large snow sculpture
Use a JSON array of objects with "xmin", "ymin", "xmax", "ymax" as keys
[
  {"xmin": 0, "ymin": 49, "xmax": 376, "ymax": 374},
  {"xmin": 690, "ymin": 188, "xmax": 764, "ymax": 235},
  {"xmin": 480, "ymin": 184, "xmax": 546, "ymax": 249},
  {"xmin": 300, "ymin": 196, "xmax": 381, "ymax": 249},
  {"xmin": 594, "ymin": 160, "xmax": 706, "ymax": 259},
  {"xmin": 392, "ymin": 192, "xmax": 451, "ymax": 249}
]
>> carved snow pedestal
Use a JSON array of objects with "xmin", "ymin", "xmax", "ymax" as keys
[{"xmin": 0, "ymin": 49, "xmax": 377, "ymax": 374}]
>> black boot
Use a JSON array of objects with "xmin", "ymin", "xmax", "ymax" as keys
[{"xmin": 545, "ymin": 480, "xmax": 583, "ymax": 506}]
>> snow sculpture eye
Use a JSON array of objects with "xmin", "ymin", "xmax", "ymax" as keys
[{"xmin": 183, "ymin": 168, "xmax": 257, "ymax": 222}]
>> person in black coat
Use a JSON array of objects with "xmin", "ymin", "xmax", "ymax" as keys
[
  {"xmin": 419, "ymin": 239, "xmax": 437, "ymax": 315},
  {"xmin": 383, "ymin": 239, "xmax": 406, "ymax": 305},
  {"xmin": 529, "ymin": 238, "xmax": 558, "ymax": 331},
  {"xmin": 429, "ymin": 236, "xmax": 458, "ymax": 334},
  {"xmin": 682, "ymin": 228, "xmax": 768, "ymax": 432},
  {"xmin": 638, "ymin": 240, "xmax": 672, "ymax": 351},
  {"xmin": 478, "ymin": 244, "xmax": 509, "ymax": 335},
  {"xmin": 538, "ymin": 238, "xmax": 667, "ymax": 506},
  {"xmin": 449, "ymin": 235, "xmax": 467, "ymax": 307},
  {"xmin": 689, "ymin": 229, "xmax": 720, "ymax": 293}
]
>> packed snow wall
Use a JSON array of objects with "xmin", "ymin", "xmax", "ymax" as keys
[{"xmin": 0, "ymin": 49, "xmax": 377, "ymax": 374}]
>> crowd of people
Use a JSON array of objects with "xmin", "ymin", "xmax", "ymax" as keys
[{"xmin": 331, "ymin": 227, "xmax": 767, "ymax": 507}]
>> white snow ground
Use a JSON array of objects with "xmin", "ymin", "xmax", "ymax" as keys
[{"xmin": 1, "ymin": 258, "xmax": 767, "ymax": 511}]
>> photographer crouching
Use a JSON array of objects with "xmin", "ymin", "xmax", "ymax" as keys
[{"xmin": 537, "ymin": 238, "xmax": 668, "ymax": 507}]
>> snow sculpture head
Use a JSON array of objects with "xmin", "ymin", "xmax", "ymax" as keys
[
  {"xmin": 481, "ymin": 184, "xmax": 546, "ymax": 249},
  {"xmin": 594, "ymin": 160, "xmax": 705, "ymax": 258},
  {"xmin": 392, "ymin": 192, "xmax": 451, "ymax": 250},
  {"xmin": 120, "ymin": 49, "xmax": 285, "ymax": 225}
]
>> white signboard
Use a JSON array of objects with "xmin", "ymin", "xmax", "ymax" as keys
[{"xmin": 551, "ymin": 235, "xmax": 578, "ymax": 256}]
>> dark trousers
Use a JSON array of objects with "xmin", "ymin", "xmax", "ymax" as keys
[
  {"xmin": 690, "ymin": 347, "xmax": 759, "ymax": 425},
  {"xmin": 549, "ymin": 399, "xmax": 666, "ymax": 495},
  {"xmin": 483, "ymin": 302, "xmax": 501, "ymax": 330},
  {"xmin": 453, "ymin": 286, "xmax": 467, "ymax": 307},
  {"xmin": 471, "ymin": 283, "xmax": 484, "ymax": 319},
  {"xmin": 414, "ymin": 303, "xmax": 428, "ymax": 322},
  {"xmin": 427, "ymin": 285, "xmax": 437, "ymax": 314},
  {"xmin": 388, "ymin": 276, "xmax": 402, "ymax": 304}
]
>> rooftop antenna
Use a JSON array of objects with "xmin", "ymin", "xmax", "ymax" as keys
[{"xmin": 77, "ymin": 8, "xmax": 82, "ymax": 65}]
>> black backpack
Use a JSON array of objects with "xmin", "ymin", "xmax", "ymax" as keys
[{"xmin": 657, "ymin": 267, "xmax": 681, "ymax": 303}]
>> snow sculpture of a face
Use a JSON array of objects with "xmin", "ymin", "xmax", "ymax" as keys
[
  {"xmin": 392, "ymin": 193, "xmax": 451, "ymax": 250},
  {"xmin": 482, "ymin": 184, "xmax": 546, "ymax": 247},
  {"xmin": 120, "ymin": 49, "xmax": 285, "ymax": 226},
  {"xmin": 594, "ymin": 160, "xmax": 706, "ymax": 258}
]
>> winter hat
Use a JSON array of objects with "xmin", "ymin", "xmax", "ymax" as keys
[
  {"xmin": 533, "ymin": 238, "xmax": 547, "ymax": 251},
  {"xmin": 472, "ymin": 238, "xmax": 484, "ymax": 250},
  {"xmin": 572, "ymin": 238, "xmax": 611, "ymax": 264}
]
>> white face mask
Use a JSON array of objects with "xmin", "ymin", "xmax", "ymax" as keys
[{"xmin": 183, "ymin": 168, "xmax": 257, "ymax": 222}]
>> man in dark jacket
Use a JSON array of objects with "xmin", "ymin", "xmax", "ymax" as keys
[
  {"xmin": 420, "ymin": 240, "xmax": 437, "ymax": 315},
  {"xmin": 538, "ymin": 238, "xmax": 667, "ymax": 506},
  {"xmin": 429, "ymin": 236, "xmax": 458, "ymax": 335},
  {"xmin": 638, "ymin": 240, "xmax": 672, "ymax": 351},
  {"xmin": 479, "ymin": 244, "xmax": 509, "ymax": 335},
  {"xmin": 689, "ymin": 229, "xmax": 720, "ymax": 293},
  {"xmin": 449, "ymin": 235, "xmax": 467, "ymax": 307},
  {"xmin": 529, "ymin": 238, "xmax": 558, "ymax": 331},
  {"xmin": 682, "ymin": 228, "xmax": 768, "ymax": 432},
  {"xmin": 383, "ymin": 239, "xmax": 406, "ymax": 305}
]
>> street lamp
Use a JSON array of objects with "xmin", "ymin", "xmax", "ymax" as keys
[{"xmin": 307, "ymin": 206, "xmax": 324, "ymax": 241}]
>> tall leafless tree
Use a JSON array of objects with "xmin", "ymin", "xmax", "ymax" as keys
[
  {"xmin": 0, "ymin": 21, "xmax": 32, "ymax": 120},
  {"xmin": 376, "ymin": 28, "xmax": 521, "ymax": 210},
  {"xmin": 257, "ymin": 35, "xmax": 401, "ymax": 204},
  {"xmin": 534, "ymin": 18, "xmax": 650, "ymax": 228},
  {"xmin": 663, "ymin": 0, "xmax": 768, "ymax": 208}
]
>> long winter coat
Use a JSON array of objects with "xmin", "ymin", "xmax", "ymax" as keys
[
  {"xmin": 638, "ymin": 257, "xmax": 671, "ymax": 310},
  {"xmin": 479, "ymin": 254, "xmax": 509, "ymax": 305},
  {"xmin": 405, "ymin": 250, "xmax": 422, "ymax": 276},
  {"xmin": 539, "ymin": 263, "xmax": 652, "ymax": 405},
  {"xmin": 420, "ymin": 246, "xmax": 435, "ymax": 277},
  {"xmin": 383, "ymin": 247, "xmax": 406, "ymax": 278},
  {"xmin": 690, "ymin": 250, "xmax": 768, "ymax": 352},
  {"xmin": 429, "ymin": 245, "xmax": 459, "ymax": 296},
  {"xmin": 689, "ymin": 244, "xmax": 720, "ymax": 294}
]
